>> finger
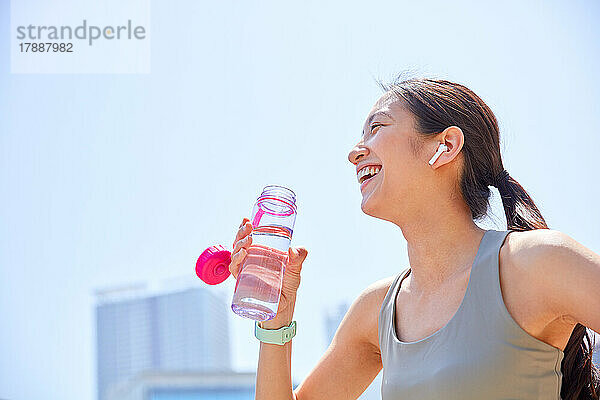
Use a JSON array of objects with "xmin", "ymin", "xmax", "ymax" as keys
[
  {"xmin": 232, "ymin": 235, "xmax": 252, "ymax": 255},
  {"xmin": 238, "ymin": 217, "xmax": 250, "ymax": 230},
  {"xmin": 233, "ymin": 219, "xmax": 251, "ymax": 248},
  {"xmin": 229, "ymin": 251, "xmax": 241, "ymax": 278},
  {"xmin": 289, "ymin": 246, "xmax": 308, "ymax": 259},
  {"xmin": 288, "ymin": 246, "xmax": 308, "ymax": 267},
  {"xmin": 229, "ymin": 247, "xmax": 248, "ymax": 278}
]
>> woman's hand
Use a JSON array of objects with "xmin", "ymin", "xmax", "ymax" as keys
[{"xmin": 230, "ymin": 217, "xmax": 308, "ymax": 326}]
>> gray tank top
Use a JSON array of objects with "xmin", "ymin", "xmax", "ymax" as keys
[{"xmin": 378, "ymin": 229, "xmax": 564, "ymax": 399}]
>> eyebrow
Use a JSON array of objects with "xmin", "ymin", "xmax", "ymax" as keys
[{"xmin": 362, "ymin": 111, "xmax": 395, "ymax": 136}]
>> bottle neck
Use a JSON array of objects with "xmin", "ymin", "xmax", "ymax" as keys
[{"xmin": 258, "ymin": 185, "xmax": 296, "ymax": 213}]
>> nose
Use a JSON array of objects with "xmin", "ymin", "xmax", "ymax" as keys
[{"xmin": 348, "ymin": 142, "xmax": 368, "ymax": 165}]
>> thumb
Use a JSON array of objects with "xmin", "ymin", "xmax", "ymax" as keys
[{"xmin": 288, "ymin": 246, "xmax": 308, "ymax": 267}]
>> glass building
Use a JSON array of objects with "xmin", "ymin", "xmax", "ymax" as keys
[
  {"xmin": 95, "ymin": 284, "xmax": 233, "ymax": 400},
  {"xmin": 103, "ymin": 370, "xmax": 255, "ymax": 400}
]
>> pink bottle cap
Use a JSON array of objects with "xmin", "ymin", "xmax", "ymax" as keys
[{"xmin": 196, "ymin": 244, "xmax": 232, "ymax": 285}]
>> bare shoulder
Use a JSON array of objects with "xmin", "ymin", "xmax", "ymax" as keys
[
  {"xmin": 501, "ymin": 228, "xmax": 589, "ymax": 281},
  {"xmin": 499, "ymin": 228, "xmax": 571, "ymax": 310},
  {"xmin": 337, "ymin": 275, "xmax": 398, "ymax": 352},
  {"xmin": 499, "ymin": 228, "xmax": 600, "ymax": 350},
  {"xmin": 353, "ymin": 275, "xmax": 397, "ymax": 322},
  {"xmin": 500, "ymin": 228, "xmax": 574, "ymax": 273},
  {"xmin": 357, "ymin": 275, "xmax": 397, "ymax": 306},
  {"xmin": 502, "ymin": 228, "xmax": 568, "ymax": 256}
]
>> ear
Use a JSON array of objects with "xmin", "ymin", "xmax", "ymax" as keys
[{"xmin": 429, "ymin": 125, "xmax": 464, "ymax": 169}]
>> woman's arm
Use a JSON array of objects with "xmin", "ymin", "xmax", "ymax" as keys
[
  {"xmin": 254, "ymin": 278, "xmax": 390, "ymax": 400},
  {"xmin": 230, "ymin": 219, "xmax": 306, "ymax": 400},
  {"xmin": 231, "ymin": 218, "xmax": 391, "ymax": 399},
  {"xmin": 291, "ymin": 279, "xmax": 392, "ymax": 400},
  {"xmin": 255, "ymin": 302, "xmax": 298, "ymax": 400}
]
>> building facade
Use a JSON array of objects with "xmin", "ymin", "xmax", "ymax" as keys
[
  {"xmin": 96, "ymin": 285, "xmax": 231, "ymax": 400},
  {"xmin": 104, "ymin": 371, "xmax": 255, "ymax": 400}
]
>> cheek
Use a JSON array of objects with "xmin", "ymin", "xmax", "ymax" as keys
[
  {"xmin": 378, "ymin": 157, "xmax": 415, "ymax": 193},
  {"xmin": 380, "ymin": 167, "xmax": 398, "ymax": 190},
  {"xmin": 372, "ymin": 134, "xmax": 417, "ymax": 187}
]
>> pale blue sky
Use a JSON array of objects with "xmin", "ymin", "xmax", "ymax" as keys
[{"xmin": 1, "ymin": 1, "xmax": 599, "ymax": 399}]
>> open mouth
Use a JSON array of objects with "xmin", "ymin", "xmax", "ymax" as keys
[{"xmin": 357, "ymin": 165, "xmax": 382, "ymax": 185}]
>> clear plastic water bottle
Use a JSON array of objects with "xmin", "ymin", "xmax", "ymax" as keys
[{"xmin": 231, "ymin": 185, "xmax": 297, "ymax": 321}]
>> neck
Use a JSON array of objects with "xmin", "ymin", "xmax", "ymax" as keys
[{"xmin": 395, "ymin": 205, "xmax": 487, "ymax": 295}]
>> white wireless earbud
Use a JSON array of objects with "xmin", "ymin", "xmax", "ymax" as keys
[{"xmin": 428, "ymin": 143, "xmax": 448, "ymax": 166}]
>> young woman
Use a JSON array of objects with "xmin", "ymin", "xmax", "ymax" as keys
[{"xmin": 229, "ymin": 77, "xmax": 600, "ymax": 399}]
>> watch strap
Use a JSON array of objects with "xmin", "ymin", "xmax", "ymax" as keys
[{"xmin": 255, "ymin": 320, "xmax": 297, "ymax": 345}]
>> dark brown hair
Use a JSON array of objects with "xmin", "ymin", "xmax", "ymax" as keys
[{"xmin": 379, "ymin": 76, "xmax": 599, "ymax": 400}]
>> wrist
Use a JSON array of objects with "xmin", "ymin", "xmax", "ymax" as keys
[
  {"xmin": 259, "ymin": 310, "xmax": 294, "ymax": 329},
  {"xmin": 255, "ymin": 320, "xmax": 297, "ymax": 345}
]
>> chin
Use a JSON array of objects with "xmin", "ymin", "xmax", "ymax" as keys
[
  {"xmin": 359, "ymin": 172, "xmax": 387, "ymax": 216},
  {"xmin": 361, "ymin": 205, "xmax": 378, "ymax": 218},
  {"xmin": 361, "ymin": 183, "xmax": 396, "ymax": 221},
  {"xmin": 360, "ymin": 189, "xmax": 380, "ymax": 217}
]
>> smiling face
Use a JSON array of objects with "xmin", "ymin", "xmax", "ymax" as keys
[{"xmin": 348, "ymin": 92, "xmax": 458, "ymax": 225}]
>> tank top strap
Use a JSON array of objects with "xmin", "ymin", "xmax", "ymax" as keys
[
  {"xmin": 458, "ymin": 229, "xmax": 515, "ymax": 325},
  {"xmin": 379, "ymin": 266, "xmax": 410, "ymax": 356}
]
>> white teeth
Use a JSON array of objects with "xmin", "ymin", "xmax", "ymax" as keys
[{"xmin": 357, "ymin": 165, "xmax": 381, "ymax": 183}]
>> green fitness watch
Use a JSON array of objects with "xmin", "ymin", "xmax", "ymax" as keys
[{"xmin": 255, "ymin": 320, "xmax": 297, "ymax": 345}]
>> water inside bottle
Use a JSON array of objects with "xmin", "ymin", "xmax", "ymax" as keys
[{"xmin": 231, "ymin": 225, "xmax": 291, "ymax": 321}]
